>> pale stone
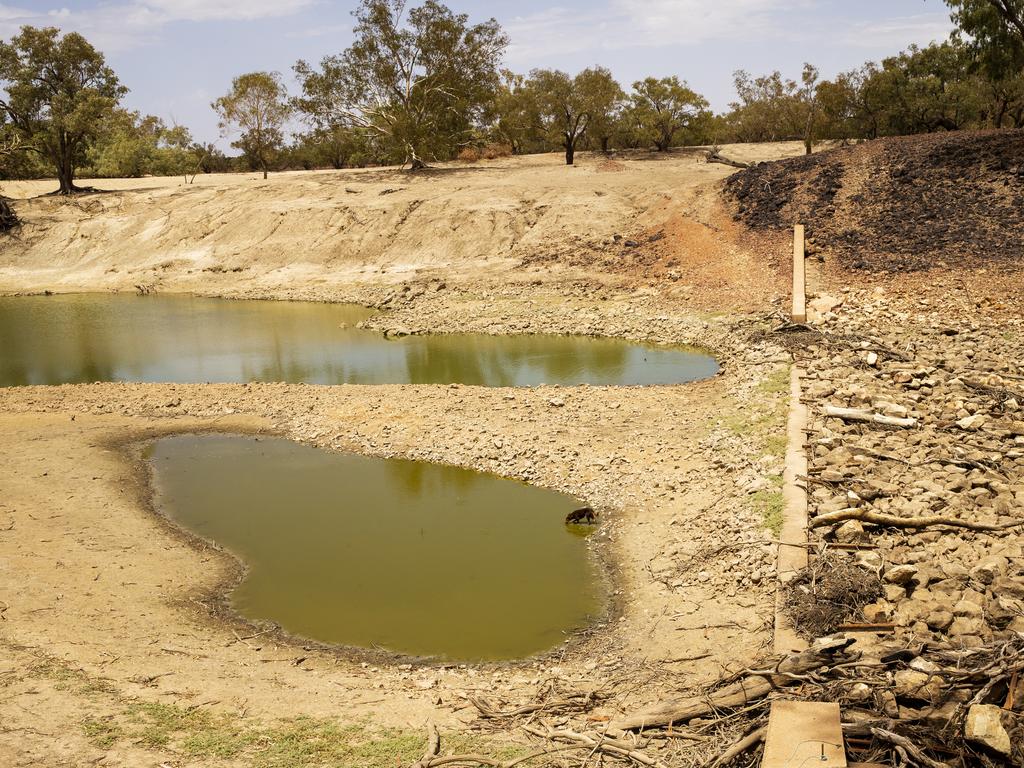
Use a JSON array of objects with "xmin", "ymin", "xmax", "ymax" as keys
[
  {"xmin": 884, "ymin": 565, "xmax": 918, "ymax": 585},
  {"xmin": 894, "ymin": 669, "xmax": 943, "ymax": 702},
  {"xmin": 970, "ymin": 556, "xmax": 1007, "ymax": 585},
  {"xmin": 964, "ymin": 704, "xmax": 1012, "ymax": 756}
]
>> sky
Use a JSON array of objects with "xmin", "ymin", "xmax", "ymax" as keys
[{"xmin": 3, "ymin": 0, "xmax": 957, "ymax": 147}]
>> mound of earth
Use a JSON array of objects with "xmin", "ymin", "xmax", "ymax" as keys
[{"xmin": 723, "ymin": 129, "xmax": 1024, "ymax": 272}]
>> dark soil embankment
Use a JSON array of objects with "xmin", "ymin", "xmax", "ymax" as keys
[{"xmin": 724, "ymin": 130, "xmax": 1024, "ymax": 271}]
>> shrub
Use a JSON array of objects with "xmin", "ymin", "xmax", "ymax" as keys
[{"xmin": 481, "ymin": 142, "xmax": 512, "ymax": 159}]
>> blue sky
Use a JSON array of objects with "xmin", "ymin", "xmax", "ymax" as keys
[{"xmin": 5, "ymin": 1, "xmax": 956, "ymax": 146}]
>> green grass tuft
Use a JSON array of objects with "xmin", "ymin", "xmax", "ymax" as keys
[{"xmin": 751, "ymin": 487, "xmax": 785, "ymax": 537}]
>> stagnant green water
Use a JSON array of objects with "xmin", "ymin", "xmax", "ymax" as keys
[
  {"xmin": 148, "ymin": 434, "xmax": 603, "ymax": 660},
  {"xmin": 0, "ymin": 293, "xmax": 717, "ymax": 387}
]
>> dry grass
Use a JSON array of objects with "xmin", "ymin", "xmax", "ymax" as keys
[{"xmin": 783, "ymin": 553, "xmax": 882, "ymax": 638}]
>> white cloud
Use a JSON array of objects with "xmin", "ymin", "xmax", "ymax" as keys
[
  {"xmin": 143, "ymin": 0, "xmax": 314, "ymax": 22},
  {"xmin": 0, "ymin": 0, "xmax": 314, "ymax": 51},
  {"xmin": 838, "ymin": 14, "xmax": 954, "ymax": 51},
  {"xmin": 505, "ymin": 0, "xmax": 808, "ymax": 63},
  {"xmin": 505, "ymin": 1, "xmax": 951, "ymax": 67}
]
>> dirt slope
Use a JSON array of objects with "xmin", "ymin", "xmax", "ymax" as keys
[
  {"xmin": 0, "ymin": 144, "xmax": 803, "ymax": 309},
  {"xmin": 724, "ymin": 129, "xmax": 1024, "ymax": 272}
]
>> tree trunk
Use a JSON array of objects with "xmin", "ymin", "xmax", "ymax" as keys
[
  {"xmin": 57, "ymin": 166, "xmax": 75, "ymax": 195},
  {"xmin": 56, "ymin": 148, "xmax": 77, "ymax": 195},
  {"xmin": 565, "ymin": 142, "xmax": 575, "ymax": 166},
  {"xmin": 601, "ymin": 136, "xmax": 610, "ymax": 154}
]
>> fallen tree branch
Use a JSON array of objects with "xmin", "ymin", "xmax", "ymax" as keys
[
  {"xmin": 822, "ymin": 405, "xmax": 917, "ymax": 428},
  {"xmin": 706, "ymin": 725, "xmax": 766, "ymax": 767},
  {"xmin": 608, "ymin": 638, "xmax": 854, "ymax": 731},
  {"xmin": 470, "ymin": 693, "xmax": 596, "ymax": 719},
  {"xmin": 809, "ymin": 507, "xmax": 1022, "ymax": 532},
  {"xmin": 869, "ymin": 727, "xmax": 952, "ymax": 768},
  {"xmin": 409, "ymin": 723, "xmax": 578, "ymax": 768},
  {"xmin": 704, "ymin": 148, "xmax": 749, "ymax": 169},
  {"xmin": 523, "ymin": 724, "xmax": 669, "ymax": 768}
]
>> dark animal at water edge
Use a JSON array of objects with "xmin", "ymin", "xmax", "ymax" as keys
[{"xmin": 565, "ymin": 507, "xmax": 597, "ymax": 524}]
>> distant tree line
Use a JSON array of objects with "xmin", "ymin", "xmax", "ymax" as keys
[{"xmin": 0, "ymin": 0, "xmax": 1021, "ymax": 191}]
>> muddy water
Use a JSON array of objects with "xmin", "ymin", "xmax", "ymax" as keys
[
  {"xmin": 0, "ymin": 293, "xmax": 717, "ymax": 387},
  {"xmin": 148, "ymin": 434, "xmax": 604, "ymax": 660}
]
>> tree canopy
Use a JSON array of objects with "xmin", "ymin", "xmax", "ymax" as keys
[
  {"xmin": 295, "ymin": 0, "xmax": 507, "ymax": 169},
  {"xmin": 629, "ymin": 76, "xmax": 709, "ymax": 152},
  {"xmin": 212, "ymin": 71, "xmax": 290, "ymax": 180},
  {"xmin": 0, "ymin": 25, "xmax": 125, "ymax": 193}
]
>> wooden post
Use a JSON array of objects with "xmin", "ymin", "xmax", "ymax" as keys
[{"xmin": 792, "ymin": 224, "xmax": 806, "ymax": 323}]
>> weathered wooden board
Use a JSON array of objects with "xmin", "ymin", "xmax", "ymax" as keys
[{"xmin": 762, "ymin": 700, "xmax": 847, "ymax": 768}]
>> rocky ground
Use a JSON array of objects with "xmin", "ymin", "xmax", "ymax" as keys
[{"xmin": 771, "ymin": 269, "xmax": 1024, "ymax": 765}]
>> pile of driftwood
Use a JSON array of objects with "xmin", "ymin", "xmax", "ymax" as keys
[{"xmin": 406, "ymin": 634, "xmax": 1023, "ymax": 767}]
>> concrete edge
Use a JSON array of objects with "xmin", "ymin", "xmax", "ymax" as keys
[{"xmin": 774, "ymin": 364, "xmax": 810, "ymax": 654}]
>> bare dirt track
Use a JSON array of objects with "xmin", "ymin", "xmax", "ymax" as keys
[{"xmin": 0, "ymin": 146, "xmax": 806, "ymax": 767}]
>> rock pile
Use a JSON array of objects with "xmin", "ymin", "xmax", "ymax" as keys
[{"xmin": 782, "ymin": 283, "xmax": 1024, "ymax": 765}]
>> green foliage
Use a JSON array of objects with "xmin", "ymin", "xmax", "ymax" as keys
[
  {"xmin": 85, "ymin": 111, "xmax": 199, "ymax": 179},
  {"xmin": 0, "ymin": 25, "xmax": 126, "ymax": 192},
  {"xmin": 212, "ymin": 71, "xmax": 290, "ymax": 179},
  {"xmin": 294, "ymin": 0, "xmax": 508, "ymax": 169},
  {"xmin": 489, "ymin": 70, "xmax": 544, "ymax": 155},
  {"xmin": 524, "ymin": 67, "xmax": 623, "ymax": 164},
  {"xmin": 628, "ymin": 76, "xmax": 709, "ymax": 151},
  {"xmin": 726, "ymin": 69, "xmax": 807, "ymax": 143},
  {"xmin": 946, "ymin": 0, "xmax": 1024, "ymax": 78}
]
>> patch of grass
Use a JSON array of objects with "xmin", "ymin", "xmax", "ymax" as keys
[
  {"xmin": 33, "ymin": 651, "xmax": 519, "ymax": 766},
  {"xmin": 763, "ymin": 433, "xmax": 787, "ymax": 459},
  {"xmin": 249, "ymin": 718, "xmax": 363, "ymax": 767},
  {"xmin": 751, "ymin": 487, "xmax": 784, "ymax": 537},
  {"xmin": 128, "ymin": 700, "xmax": 205, "ymax": 748},
  {"xmin": 327, "ymin": 726, "xmax": 425, "ymax": 768},
  {"xmin": 757, "ymin": 365, "xmax": 791, "ymax": 396},
  {"xmin": 182, "ymin": 725, "xmax": 255, "ymax": 759},
  {"xmin": 82, "ymin": 716, "xmax": 122, "ymax": 749}
]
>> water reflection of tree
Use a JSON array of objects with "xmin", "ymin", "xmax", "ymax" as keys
[
  {"xmin": 399, "ymin": 334, "xmax": 631, "ymax": 386},
  {"xmin": 383, "ymin": 456, "xmax": 480, "ymax": 499},
  {"xmin": 0, "ymin": 296, "xmax": 120, "ymax": 385}
]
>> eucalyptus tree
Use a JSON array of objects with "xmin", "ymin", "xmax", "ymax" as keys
[
  {"xmin": 0, "ymin": 26, "xmax": 126, "ymax": 194},
  {"xmin": 629, "ymin": 76, "xmax": 709, "ymax": 151},
  {"xmin": 294, "ymin": 0, "xmax": 507, "ymax": 169},
  {"xmin": 212, "ymin": 71, "xmax": 290, "ymax": 179},
  {"xmin": 527, "ymin": 67, "xmax": 622, "ymax": 165}
]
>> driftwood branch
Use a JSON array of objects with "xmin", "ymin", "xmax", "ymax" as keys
[
  {"xmin": 704, "ymin": 148, "xmax": 749, "ymax": 169},
  {"xmin": 471, "ymin": 693, "xmax": 596, "ymax": 719},
  {"xmin": 810, "ymin": 507, "xmax": 1022, "ymax": 532},
  {"xmin": 608, "ymin": 638, "xmax": 853, "ymax": 731},
  {"xmin": 869, "ymin": 727, "xmax": 952, "ymax": 768},
  {"xmin": 706, "ymin": 726, "xmax": 766, "ymax": 767},
  {"xmin": 409, "ymin": 724, "xmax": 581, "ymax": 768},
  {"xmin": 823, "ymin": 405, "xmax": 917, "ymax": 428},
  {"xmin": 522, "ymin": 725, "xmax": 668, "ymax": 768}
]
